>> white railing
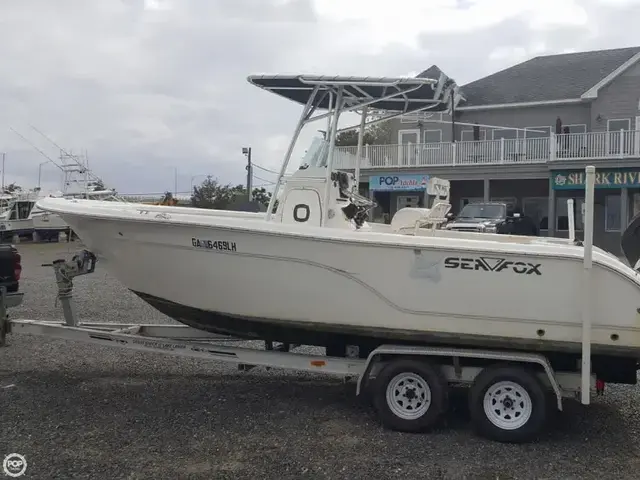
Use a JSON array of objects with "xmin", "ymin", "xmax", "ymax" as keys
[{"xmin": 334, "ymin": 130, "xmax": 640, "ymax": 169}]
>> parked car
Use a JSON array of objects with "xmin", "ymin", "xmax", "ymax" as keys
[{"xmin": 444, "ymin": 202, "xmax": 539, "ymax": 236}]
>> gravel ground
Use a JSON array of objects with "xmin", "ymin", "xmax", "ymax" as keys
[{"xmin": 2, "ymin": 242, "xmax": 640, "ymax": 479}]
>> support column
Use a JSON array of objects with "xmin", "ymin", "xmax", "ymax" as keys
[
  {"xmin": 548, "ymin": 181, "xmax": 556, "ymax": 237},
  {"xmin": 369, "ymin": 182, "xmax": 376, "ymax": 221},
  {"xmin": 483, "ymin": 178, "xmax": 490, "ymax": 202},
  {"xmin": 621, "ymin": 186, "xmax": 629, "ymax": 230}
]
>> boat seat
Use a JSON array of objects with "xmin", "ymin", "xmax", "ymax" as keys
[{"xmin": 390, "ymin": 203, "xmax": 451, "ymax": 234}]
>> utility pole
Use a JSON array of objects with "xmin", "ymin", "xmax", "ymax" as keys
[
  {"xmin": 38, "ymin": 160, "xmax": 49, "ymax": 189},
  {"xmin": 243, "ymin": 147, "xmax": 252, "ymax": 202},
  {"xmin": 174, "ymin": 167, "xmax": 178, "ymax": 196},
  {"xmin": 1, "ymin": 153, "xmax": 5, "ymax": 193}
]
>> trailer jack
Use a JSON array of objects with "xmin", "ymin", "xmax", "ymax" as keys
[{"xmin": 42, "ymin": 249, "xmax": 97, "ymax": 326}]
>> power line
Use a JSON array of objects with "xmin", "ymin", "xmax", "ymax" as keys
[
  {"xmin": 253, "ymin": 173, "xmax": 275, "ymax": 185},
  {"xmin": 252, "ymin": 163, "xmax": 279, "ymax": 175}
]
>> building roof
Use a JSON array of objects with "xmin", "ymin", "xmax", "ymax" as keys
[
  {"xmin": 459, "ymin": 46, "xmax": 640, "ymax": 107},
  {"xmin": 416, "ymin": 65, "xmax": 445, "ymax": 79}
]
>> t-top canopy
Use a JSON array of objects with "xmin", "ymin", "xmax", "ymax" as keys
[{"xmin": 247, "ymin": 74, "xmax": 459, "ymax": 114}]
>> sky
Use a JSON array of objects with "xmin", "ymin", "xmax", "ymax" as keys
[{"xmin": 0, "ymin": 0, "xmax": 639, "ymax": 195}]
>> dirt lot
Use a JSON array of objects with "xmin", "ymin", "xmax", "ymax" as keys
[{"xmin": 2, "ymin": 242, "xmax": 640, "ymax": 479}]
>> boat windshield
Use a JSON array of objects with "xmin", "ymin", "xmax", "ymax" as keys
[
  {"xmin": 458, "ymin": 203, "xmax": 506, "ymax": 219},
  {"xmin": 300, "ymin": 137, "xmax": 330, "ymax": 168}
]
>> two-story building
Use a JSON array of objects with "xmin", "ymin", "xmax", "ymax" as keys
[{"xmin": 335, "ymin": 46, "xmax": 640, "ymax": 255}]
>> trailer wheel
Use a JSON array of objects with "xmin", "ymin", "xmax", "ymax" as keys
[
  {"xmin": 372, "ymin": 359, "xmax": 447, "ymax": 433},
  {"xmin": 469, "ymin": 365, "xmax": 547, "ymax": 443}
]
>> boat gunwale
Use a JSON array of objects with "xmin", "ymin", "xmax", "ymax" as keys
[{"xmin": 37, "ymin": 198, "xmax": 640, "ymax": 288}]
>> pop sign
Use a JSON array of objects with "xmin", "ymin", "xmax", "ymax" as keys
[{"xmin": 369, "ymin": 174, "xmax": 430, "ymax": 192}]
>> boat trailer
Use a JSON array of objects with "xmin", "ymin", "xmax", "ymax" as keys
[{"xmin": 0, "ymin": 248, "xmax": 600, "ymax": 444}]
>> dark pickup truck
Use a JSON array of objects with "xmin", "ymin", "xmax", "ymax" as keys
[
  {"xmin": 0, "ymin": 245, "xmax": 22, "ymax": 342},
  {"xmin": 444, "ymin": 202, "xmax": 539, "ymax": 236}
]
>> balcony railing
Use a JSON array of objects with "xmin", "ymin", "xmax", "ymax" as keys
[{"xmin": 333, "ymin": 130, "xmax": 640, "ymax": 169}]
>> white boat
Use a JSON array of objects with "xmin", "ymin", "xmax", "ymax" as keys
[
  {"xmin": 31, "ymin": 188, "xmax": 119, "ymax": 241},
  {"xmin": 36, "ymin": 74, "xmax": 640, "ymax": 383},
  {"xmin": 0, "ymin": 190, "xmax": 41, "ymax": 241}
]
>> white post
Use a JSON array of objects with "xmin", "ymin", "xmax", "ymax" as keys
[
  {"xmin": 322, "ymin": 86, "xmax": 345, "ymax": 226},
  {"xmin": 581, "ymin": 165, "xmax": 595, "ymax": 405},
  {"xmin": 354, "ymin": 106, "xmax": 368, "ymax": 193},
  {"xmin": 266, "ymin": 87, "xmax": 320, "ymax": 220},
  {"xmin": 325, "ymin": 92, "xmax": 334, "ymax": 140},
  {"xmin": 619, "ymin": 129, "xmax": 624, "ymax": 158},
  {"xmin": 567, "ymin": 198, "xmax": 575, "ymax": 242},
  {"xmin": 500, "ymin": 138, "xmax": 505, "ymax": 163}
]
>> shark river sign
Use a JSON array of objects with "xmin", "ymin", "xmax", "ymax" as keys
[{"xmin": 552, "ymin": 169, "xmax": 640, "ymax": 190}]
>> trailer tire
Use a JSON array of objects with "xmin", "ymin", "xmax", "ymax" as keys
[
  {"xmin": 469, "ymin": 365, "xmax": 547, "ymax": 443},
  {"xmin": 372, "ymin": 358, "xmax": 447, "ymax": 433}
]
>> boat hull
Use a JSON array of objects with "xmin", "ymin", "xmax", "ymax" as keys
[
  {"xmin": 35, "ymin": 198, "xmax": 640, "ymax": 363},
  {"xmin": 131, "ymin": 289, "xmax": 640, "ymax": 359}
]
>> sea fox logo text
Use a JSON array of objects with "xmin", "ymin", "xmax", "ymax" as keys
[{"xmin": 444, "ymin": 257, "xmax": 542, "ymax": 276}]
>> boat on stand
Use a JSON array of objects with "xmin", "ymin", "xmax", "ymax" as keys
[
  {"xmin": 0, "ymin": 190, "xmax": 41, "ymax": 242},
  {"xmin": 31, "ymin": 151, "xmax": 119, "ymax": 241},
  {"xmin": 31, "ymin": 185, "xmax": 119, "ymax": 242},
  {"xmin": 27, "ymin": 73, "xmax": 640, "ymax": 442}
]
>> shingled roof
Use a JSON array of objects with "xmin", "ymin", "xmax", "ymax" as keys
[
  {"xmin": 416, "ymin": 65, "xmax": 445, "ymax": 79},
  {"xmin": 459, "ymin": 46, "xmax": 640, "ymax": 107}
]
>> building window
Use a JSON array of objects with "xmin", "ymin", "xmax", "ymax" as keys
[
  {"xmin": 633, "ymin": 193, "xmax": 640, "ymax": 217},
  {"xmin": 523, "ymin": 197, "xmax": 549, "ymax": 231},
  {"xmin": 556, "ymin": 197, "xmax": 584, "ymax": 231},
  {"xmin": 423, "ymin": 129, "xmax": 442, "ymax": 148},
  {"xmin": 492, "ymin": 129, "xmax": 518, "ymax": 140},
  {"xmin": 524, "ymin": 126, "xmax": 551, "ymax": 138},
  {"xmin": 608, "ymin": 118, "xmax": 631, "ymax": 131},
  {"xmin": 564, "ymin": 124, "xmax": 587, "ymax": 134},
  {"xmin": 461, "ymin": 129, "xmax": 486, "ymax": 141},
  {"xmin": 605, "ymin": 194, "xmax": 622, "ymax": 231},
  {"xmin": 558, "ymin": 124, "xmax": 588, "ymax": 152},
  {"xmin": 607, "ymin": 118, "xmax": 632, "ymax": 155}
]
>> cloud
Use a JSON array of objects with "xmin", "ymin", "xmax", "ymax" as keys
[{"xmin": 0, "ymin": 0, "xmax": 638, "ymax": 195}]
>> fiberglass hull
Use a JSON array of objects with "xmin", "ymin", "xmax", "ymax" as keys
[{"xmin": 36, "ymin": 197, "xmax": 640, "ymax": 359}]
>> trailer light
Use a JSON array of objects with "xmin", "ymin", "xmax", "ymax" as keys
[
  {"xmin": 12, "ymin": 250, "xmax": 21, "ymax": 282},
  {"xmin": 310, "ymin": 360, "xmax": 326, "ymax": 367}
]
